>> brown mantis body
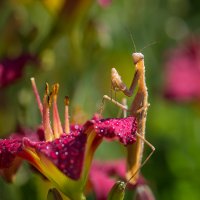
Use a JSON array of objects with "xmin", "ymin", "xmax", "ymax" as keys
[{"xmin": 102, "ymin": 52, "xmax": 155, "ymax": 185}]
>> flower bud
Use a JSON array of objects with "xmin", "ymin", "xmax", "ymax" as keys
[{"xmin": 135, "ymin": 185, "xmax": 155, "ymax": 200}]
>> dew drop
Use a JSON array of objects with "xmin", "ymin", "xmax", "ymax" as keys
[
  {"xmin": 50, "ymin": 152, "xmax": 58, "ymax": 159},
  {"xmin": 60, "ymin": 163, "xmax": 65, "ymax": 169},
  {"xmin": 75, "ymin": 125, "xmax": 79, "ymax": 130},
  {"xmin": 70, "ymin": 159, "xmax": 74, "ymax": 164}
]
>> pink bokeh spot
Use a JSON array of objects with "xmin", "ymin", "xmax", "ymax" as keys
[
  {"xmin": 97, "ymin": 0, "xmax": 112, "ymax": 8},
  {"xmin": 164, "ymin": 36, "xmax": 200, "ymax": 101},
  {"xmin": 0, "ymin": 54, "xmax": 36, "ymax": 87}
]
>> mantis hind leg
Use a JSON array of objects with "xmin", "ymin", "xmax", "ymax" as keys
[{"xmin": 127, "ymin": 132, "xmax": 155, "ymax": 184}]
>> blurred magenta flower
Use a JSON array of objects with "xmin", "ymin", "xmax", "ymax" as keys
[
  {"xmin": 97, "ymin": 0, "xmax": 112, "ymax": 8},
  {"xmin": 164, "ymin": 36, "xmax": 200, "ymax": 102},
  {"xmin": 88, "ymin": 159, "xmax": 155, "ymax": 200},
  {"xmin": 0, "ymin": 78, "xmax": 137, "ymax": 200},
  {"xmin": 88, "ymin": 160, "xmax": 126, "ymax": 199},
  {"xmin": 0, "ymin": 54, "xmax": 36, "ymax": 88}
]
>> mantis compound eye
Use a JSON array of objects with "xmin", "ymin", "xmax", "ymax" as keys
[{"xmin": 132, "ymin": 52, "xmax": 144, "ymax": 64}]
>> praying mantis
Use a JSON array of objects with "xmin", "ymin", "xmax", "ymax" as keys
[{"xmin": 100, "ymin": 52, "xmax": 155, "ymax": 199}]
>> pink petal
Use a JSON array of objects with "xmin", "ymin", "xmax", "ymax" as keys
[
  {"xmin": 90, "ymin": 116, "xmax": 137, "ymax": 145},
  {"xmin": 0, "ymin": 139, "xmax": 22, "ymax": 168},
  {"xmin": 23, "ymin": 133, "xmax": 87, "ymax": 180}
]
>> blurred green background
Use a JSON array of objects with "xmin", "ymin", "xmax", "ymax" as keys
[{"xmin": 0, "ymin": 0, "xmax": 200, "ymax": 199}]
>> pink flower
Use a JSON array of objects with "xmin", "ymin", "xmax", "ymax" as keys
[
  {"xmin": 88, "ymin": 160, "xmax": 155, "ymax": 200},
  {"xmin": 89, "ymin": 160, "xmax": 126, "ymax": 200},
  {"xmin": 0, "ymin": 78, "xmax": 137, "ymax": 200},
  {"xmin": 164, "ymin": 36, "xmax": 200, "ymax": 102}
]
